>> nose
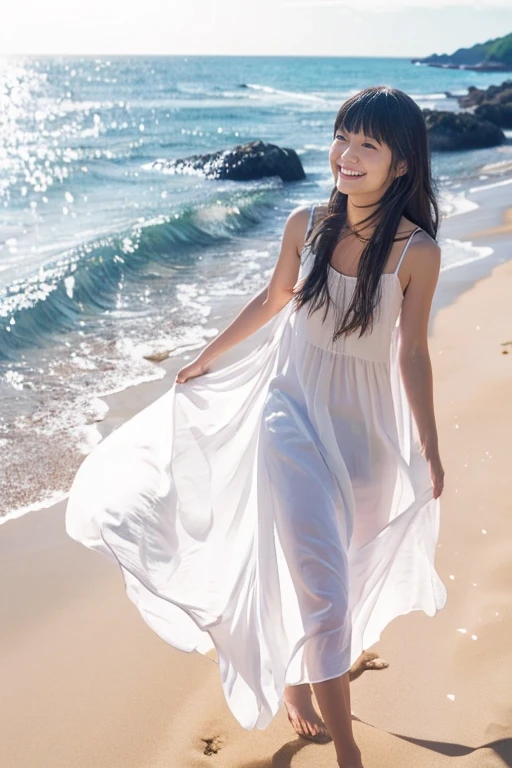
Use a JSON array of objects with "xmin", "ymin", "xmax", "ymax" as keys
[{"xmin": 341, "ymin": 147, "xmax": 359, "ymax": 165}]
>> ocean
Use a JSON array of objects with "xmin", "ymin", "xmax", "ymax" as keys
[{"xmin": 1, "ymin": 54, "xmax": 511, "ymax": 520}]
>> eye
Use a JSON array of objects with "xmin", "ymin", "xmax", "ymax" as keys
[{"xmin": 335, "ymin": 133, "xmax": 376, "ymax": 149}]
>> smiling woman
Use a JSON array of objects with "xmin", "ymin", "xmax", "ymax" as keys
[
  {"xmin": 333, "ymin": 130, "xmax": 399, "ymax": 188},
  {"xmin": 335, "ymin": 132, "xmax": 379, "ymax": 178},
  {"xmin": 295, "ymin": 86, "xmax": 438, "ymax": 341},
  {"xmin": 65, "ymin": 85, "xmax": 446, "ymax": 768}
]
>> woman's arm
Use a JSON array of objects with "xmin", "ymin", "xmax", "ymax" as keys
[
  {"xmin": 175, "ymin": 206, "xmax": 310, "ymax": 382},
  {"xmin": 397, "ymin": 236, "xmax": 444, "ymax": 497}
]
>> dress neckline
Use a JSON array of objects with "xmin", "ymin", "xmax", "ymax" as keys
[{"xmin": 327, "ymin": 264, "xmax": 404, "ymax": 298}]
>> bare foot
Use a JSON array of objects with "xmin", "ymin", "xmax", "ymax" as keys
[
  {"xmin": 283, "ymin": 684, "xmax": 332, "ymax": 743},
  {"xmin": 348, "ymin": 650, "xmax": 389, "ymax": 682},
  {"xmin": 283, "ymin": 650, "xmax": 387, "ymax": 743}
]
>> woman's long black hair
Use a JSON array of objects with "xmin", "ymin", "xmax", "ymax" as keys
[{"xmin": 293, "ymin": 85, "xmax": 439, "ymax": 341}]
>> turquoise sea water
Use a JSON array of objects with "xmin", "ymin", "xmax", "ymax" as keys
[{"xmin": 1, "ymin": 54, "xmax": 511, "ymax": 517}]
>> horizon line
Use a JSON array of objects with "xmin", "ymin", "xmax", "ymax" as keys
[{"xmin": 0, "ymin": 53, "xmax": 442, "ymax": 59}]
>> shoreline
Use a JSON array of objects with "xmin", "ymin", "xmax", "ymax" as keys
[
  {"xmin": 1, "ymin": 190, "xmax": 511, "ymax": 765},
  {"xmin": 2, "ymin": 173, "xmax": 512, "ymax": 524}
]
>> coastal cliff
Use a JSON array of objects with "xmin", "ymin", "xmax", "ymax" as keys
[{"xmin": 412, "ymin": 31, "xmax": 512, "ymax": 72}]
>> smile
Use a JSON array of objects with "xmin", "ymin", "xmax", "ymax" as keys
[{"xmin": 338, "ymin": 166, "xmax": 365, "ymax": 179}]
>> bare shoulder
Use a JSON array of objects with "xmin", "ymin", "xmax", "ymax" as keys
[
  {"xmin": 285, "ymin": 204, "xmax": 315, "ymax": 258},
  {"xmin": 400, "ymin": 227, "xmax": 441, "ymax": 302},
  {"xmin": 288, "ymin": 204, "xmax": 313, "ymax": 228},
  {"xmin": 407, "ymin": 228, "xmax": 441, "ymax": 276}
]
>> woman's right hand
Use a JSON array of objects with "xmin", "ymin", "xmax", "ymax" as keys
[{"xmin": 175, "ymin": 358, "xmax": 210, "ymax": 384}]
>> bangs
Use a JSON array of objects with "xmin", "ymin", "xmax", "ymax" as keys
[{"xmin": 335, "ymin": 88, "xmax": 400, "ymax": 148}]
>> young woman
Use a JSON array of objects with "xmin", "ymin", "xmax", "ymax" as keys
[{"xmin": 66, "ymin": 86, "xmax": 447, "ymax": 768}]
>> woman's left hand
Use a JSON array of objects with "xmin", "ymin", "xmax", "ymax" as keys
[{"xmin": 426, "ymin": 451, "xmax": 445, "ymax": 499}]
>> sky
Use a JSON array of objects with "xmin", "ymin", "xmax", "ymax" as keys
[{"xmin": 1, "ymin": 0, "xmax": 511, "ymax": 57}]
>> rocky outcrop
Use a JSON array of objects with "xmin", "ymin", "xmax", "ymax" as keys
[
  {"xmin": 152, "ymin": 140, "xmax": 306, "ymax": 182},
  {"xmin": 423, "ymin": 109, "xmax": 506, "ymax": 151},
  {"xmin": 473, "ymin": 101, "xmax": 512, "ymax": 128},
  {"xmin": 447, "ymin": 80, "xmax": 512, "ymax": 129}
]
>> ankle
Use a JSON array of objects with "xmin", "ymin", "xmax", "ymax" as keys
[
  {"xmin": 284, "ymin": 683, "xmax": 312, "ymax": 701},
  {"xmin": 336, "ymin": 742, "xmax": 362, "ymax": 768}
]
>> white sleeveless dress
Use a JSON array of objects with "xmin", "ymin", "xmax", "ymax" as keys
[{"xmin": 65, "ymin": 204, "xmax": 447, "ymax": 731}]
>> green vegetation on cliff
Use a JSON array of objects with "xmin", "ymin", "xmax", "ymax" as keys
[{"xmin": 414, "ymin": 32, "xmax": 512, "ymax": 69}]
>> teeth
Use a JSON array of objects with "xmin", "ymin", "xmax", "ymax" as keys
[{"xmin": 339, "ymin": 167, "xmax": 364, "ymax": 177}]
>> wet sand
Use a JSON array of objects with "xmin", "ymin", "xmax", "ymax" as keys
[{"xmin": 1, "ymin": 183, "xmax": 511, "ymax": 768}]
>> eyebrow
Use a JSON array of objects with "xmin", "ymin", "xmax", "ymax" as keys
[
  {"xmin": 339, "ymin": 130, "xmax": 381, "ymax": 145},
  {"xmin": 361, "ymin": 134, "xmax": 381, "ymax": 145}
]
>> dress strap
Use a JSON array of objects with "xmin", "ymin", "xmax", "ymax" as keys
[
  {"xmin": 393, "ymin": 226, "xmax": 422, "ymax": 276},
  {"xmin": 306, "ymin": 204, "xmax": 316, "ymax": 238}
]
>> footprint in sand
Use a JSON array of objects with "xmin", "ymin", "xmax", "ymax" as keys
[{"xmin": 201, "ymin": 734, "xmax": 226, "ymax": 756}]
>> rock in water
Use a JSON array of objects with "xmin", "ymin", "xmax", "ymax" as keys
[
  {"xmin": 456, "ymin": 80, "xmax": 512, "ymax": 129},
  {"xmin": 143, "ymin": 350, "xmax": 170, "ymax": 363},
  {"xmin": 423, "ymin": 109, "xmax": 506, "ymax": 151},
  {"xmin": 151, "ymin": 140, "xmax": 306, "ymax": 182}
]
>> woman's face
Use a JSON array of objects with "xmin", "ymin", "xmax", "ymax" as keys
[{"xmin": 329, "ymin": 127, "xmax": 402, "ymax": 198}]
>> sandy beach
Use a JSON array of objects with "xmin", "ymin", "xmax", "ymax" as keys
[{"xmin": 1, "ymin": 181, "xmax": 511, "ymax": 768}]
